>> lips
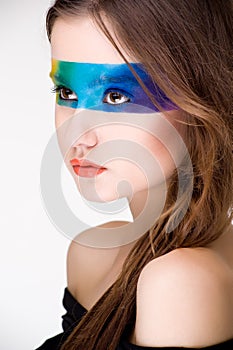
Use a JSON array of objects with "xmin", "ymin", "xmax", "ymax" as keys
[{"xmin": 70, "ymin": 158, "xmax": 107, "ymax": 177}]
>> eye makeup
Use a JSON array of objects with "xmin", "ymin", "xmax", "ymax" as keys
[{"xmin": 50, "ymin": 59, "xmax": 177, "ymax": 113}]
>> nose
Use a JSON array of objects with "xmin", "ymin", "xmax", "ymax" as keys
[{"xmin": 72, "ymin": 129, "xmax": 98, "ymax": 157}]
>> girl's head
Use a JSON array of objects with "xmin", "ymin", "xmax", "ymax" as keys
[
  {"xmin": 47, "ymin": 0, "xmax": 232, "ymax": 233},
  {"xmin": 46, "ymin": 1, "xmax": 233, "ymax": 349},
  {"xmin": 49, "ymin": 14, "xmax": 186, "ymax": 213}
]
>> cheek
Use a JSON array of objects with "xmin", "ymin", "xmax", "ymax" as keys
[
  {"xmin": 55, "ymin": 106, "xmax": 80, "ymax": 157},
  {"xmin": 99, "ymin": 115, "xmax": 185, "ymax": 180},
  {"xmin": 98, "ymin": 125, "xmax": 176, "ymax": 180},
  {"xmin": 55, "ymin": 105, "xmax": 75, "ymax": 129}
]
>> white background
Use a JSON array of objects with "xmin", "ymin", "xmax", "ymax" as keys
[
  {"xmin": 1, "ymin": 2, "xmax": 232, "ymax": 350},
  {"xmin": 0, "ymin": 1, "xmax": 133, "ymax": 349},
  {"xmin": 0, "ymin": 1, "xmax": 70, "ymax": 349}
]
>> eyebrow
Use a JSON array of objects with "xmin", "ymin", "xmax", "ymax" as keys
[
  {"xmin": 49, "ymin": 72, "xmax": 68, "ymax": 86},
  {"xmin": 49, "ymin": 71, "xmax": 138, "ymax": 88},
  {"xmin": 89, "ymin": 75, "xmax": 137, "ymax": 87}
]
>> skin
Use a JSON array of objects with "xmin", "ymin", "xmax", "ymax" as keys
[
  {"xmin": 51, "ymin": 16, "xmax": 185, "ymax": 216},
  {"xmin": 50, "ymin": 15, "xmax": 233, "ymax": 347},
  {"xmin": 134, "ymin": 238, "xmax": 233, "ymax": 347}
]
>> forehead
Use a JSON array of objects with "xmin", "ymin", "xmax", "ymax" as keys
[{"xmin": 51, "ymin": 17, "xmax": 134, "ymax": 64}]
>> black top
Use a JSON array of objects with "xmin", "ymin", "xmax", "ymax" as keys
[{"xmin": 35, "ymin": 287, "xmax": 233, "ymax": 350}]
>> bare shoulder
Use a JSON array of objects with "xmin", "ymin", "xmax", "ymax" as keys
[{"xmin": 133, "ymin": 247, "xmax": 233, "ymax": 348}]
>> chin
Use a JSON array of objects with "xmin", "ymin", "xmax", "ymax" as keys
[{"xmin": 75, "ymin": 182, "xmax": 124, "ymax": 203}]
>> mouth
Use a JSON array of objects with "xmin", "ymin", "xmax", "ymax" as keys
[{"xmin": 70, "ymin": 158, "xmax": 107, "ymax": 178}]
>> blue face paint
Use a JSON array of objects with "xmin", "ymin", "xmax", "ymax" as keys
[{"xmin": 50, "ymin": 59, "xmax": 177, "ymax": 113}]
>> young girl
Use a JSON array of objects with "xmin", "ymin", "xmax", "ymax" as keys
[{"xmin": 36, "ymin": 1, "xmax": 233, "ymax": 349}]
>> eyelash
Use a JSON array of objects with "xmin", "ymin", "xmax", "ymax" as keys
[
  {"xmin": 51, "ymin": 85, "xmax": 78, "ymax": 101},
  {"xmin": 51, "ymin": 85, "xmax": 131, "ymax": 105},
  {"xmin": 103, "ymin": 89, "xmax": 131, "ymax": 105}
]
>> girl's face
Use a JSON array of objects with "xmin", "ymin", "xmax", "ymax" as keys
[{"xmin": 50, "ymin": 16, "xmax": 185, "ymax": 204}]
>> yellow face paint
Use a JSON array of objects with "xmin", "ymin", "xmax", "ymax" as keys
[{"xmin": 50, "ymin": 59, "xmax": 177, "ymax": 113}]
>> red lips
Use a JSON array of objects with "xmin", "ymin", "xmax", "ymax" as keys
[{"xmin": 70, "ymin": 158, "xmax": 107, "ymax": 177}]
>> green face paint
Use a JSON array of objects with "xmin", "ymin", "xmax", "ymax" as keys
[{"xmin": 50, "ymin": 59, "xmax": 177, "ymax": 113}]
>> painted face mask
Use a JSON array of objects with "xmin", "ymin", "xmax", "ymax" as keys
[{"xmin": 50, "ymin": 59, "xmax": 177, "ymax": 113}]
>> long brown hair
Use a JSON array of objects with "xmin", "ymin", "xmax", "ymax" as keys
[{"xmin": 46, "ymin": 1, "xmax": 233, "ymax": 349}]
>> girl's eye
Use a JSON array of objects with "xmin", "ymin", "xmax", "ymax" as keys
[
  {"xmin": 59, "ymin": 87, "xmax": 78, "ymax": 101},
  {"xmin": 103, "ymin": 91, "xmax": 130, "ymax": 105}
]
